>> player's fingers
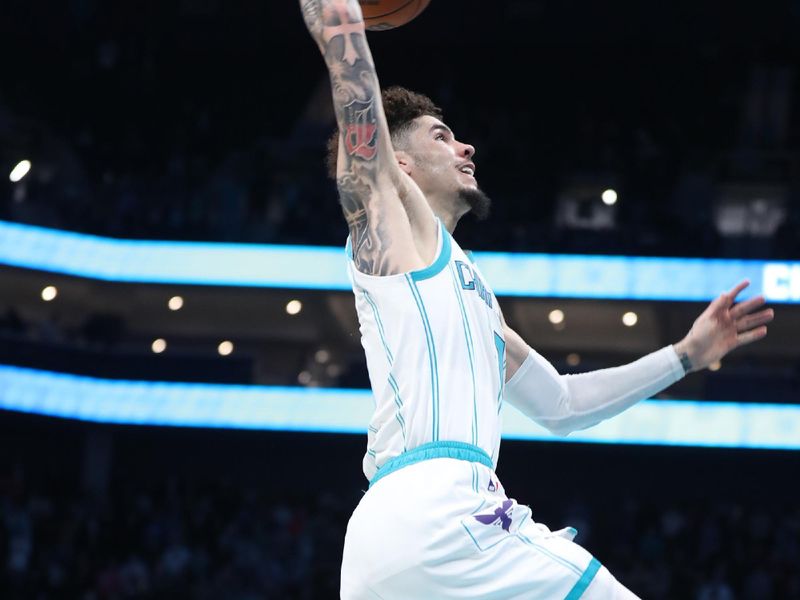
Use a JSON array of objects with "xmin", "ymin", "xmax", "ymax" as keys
[
  {"xmin": 725, "ymin": 280, "xmax": 750, "ymax": 306},
  {"xmin": 737, "ymin": 325, "xmax": 768, "ymax": 346},
  {"xmin": 736, "ymin": 308, "xmax": 774, "ymax": 333},
  {"xmin": 730, "ymin": 295, "xmax": 766, "ymax": 319},
  {"xmin": 707, "ymin": 292, "xmax": 730, "ymax": 314}
]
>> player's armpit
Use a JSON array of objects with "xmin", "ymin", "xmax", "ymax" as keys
[
  {"xmin": 339, "ymin": 172, "xmax": 423, "ymax": 275},
  {"xmin": 501, "ymin": 323, "xmax": 532, "ymax": 382}
]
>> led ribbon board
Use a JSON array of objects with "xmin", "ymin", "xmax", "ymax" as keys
[
  {"xmin": 1, "ymin": 364, "xmax": 798, "ymax": 450},
  {"xmin": 1, "ymin": 220, "xmax": 799, "ymax": 301}
]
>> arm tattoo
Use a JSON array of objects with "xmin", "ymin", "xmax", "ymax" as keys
[
  {"xmin": 339, "ymin": 173, "xmax": 395, "ymax": 275},
  {"xmin": 313, "ymin": 0, "xmax": 380, "ymax": 169},
  {"xmin": 679, "ymin": 352, "xmax": 693, "ymax": 374},
  {"xmin": 299, "ymin": 0, "xmax": 324, "ymax": 37},
  {"xmin": 300, "ymin": 0, "xmax": 394, "ymax": 274}
]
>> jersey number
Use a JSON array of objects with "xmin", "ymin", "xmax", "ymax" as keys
[{"xmin": 494, "ymin": 332, "xmax": 506, "ymax": 384}]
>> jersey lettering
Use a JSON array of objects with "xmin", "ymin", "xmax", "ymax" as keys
[{"xmin": 456, "ymin": 260, "xmax": 493, "ymax": 308}]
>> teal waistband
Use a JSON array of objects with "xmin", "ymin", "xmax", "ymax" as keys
[{"xmin": 369, "ymin": 441, "xmax": 493, "ymax": 488}]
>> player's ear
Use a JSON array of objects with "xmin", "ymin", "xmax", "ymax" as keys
[{"xmin": 395, "ymin": 150, "xmax": 413, "ymax": 175}]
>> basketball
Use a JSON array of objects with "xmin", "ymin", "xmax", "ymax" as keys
[{"xmin": 358, "ymin": 0, "xmax": 431, "ymax": 31}]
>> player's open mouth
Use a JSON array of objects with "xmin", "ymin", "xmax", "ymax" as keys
[{"xmin": 458, "ymin": 163, "xmax": 475, "ymax": 176}]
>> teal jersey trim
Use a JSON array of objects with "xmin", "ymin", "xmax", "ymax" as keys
[
  {"xmin": 494, "ymin": 332, "xmax": 506, "ymax": 413},
  {"xmin": 387, "ymin": 374, "xmax": 407, "ymax": 451},
  {"xmin": 405, "ymin": 274, "xmax": 440, "ymax": 441},
  {"xmin": 449, "ymin": 263, "xmax": 478, "ymax": 446},
  {"xmin": 346, "ymin": 220, "xmax": 450, "ymax": 282},
  {"xmin": 360, "ymin": 287, "xmax": 406, "ymax": 449},
  {"xmin": 362, "ymin": 289, "xmax": 395, "ymax": 364},
  {"xmin": 409, "ymin": 221, "xmax": 452, "ymax": 282},
  {"xmin": 564, "ymin": 558, "xmax": 602, "ymax": 600},
  {"xmin": 369, "ymin": 441, "xmax": 493, "ymax": 488}
]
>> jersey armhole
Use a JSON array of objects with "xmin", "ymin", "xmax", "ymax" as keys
[{"xmin": 345, "ymin": 219, "xmax": 452, "ymax": 283}]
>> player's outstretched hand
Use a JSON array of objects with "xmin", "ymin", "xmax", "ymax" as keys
[{"xmin": 673, "ymin": 280, "xmax": 774, "ymax": 373}]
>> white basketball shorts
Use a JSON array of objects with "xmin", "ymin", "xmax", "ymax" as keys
[{"xmin": 340, "ymin": 442, "xmax": 640, "ymax": 599}]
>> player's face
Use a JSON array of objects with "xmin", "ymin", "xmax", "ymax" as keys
[
  {"xmin": 399, "ymin": 115, "xmax": 490, "ymax": 220},
  {"xmin": 402, "ymin": 116, "xmax": 478, "ymax": 197}
]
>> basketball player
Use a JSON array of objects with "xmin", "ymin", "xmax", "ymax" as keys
[{"xmin": 298, "ymin": 1, "xmax": 775, "ymax": 597}]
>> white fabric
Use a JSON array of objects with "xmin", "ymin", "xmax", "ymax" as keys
[
  {"xmin": 347, "ymin": 220, "xmax": 506, "ymax": 481},
  {"xmin": 504, "ymin": 345, "xmax": 685, "ymax": 436},
  {"xmin": 340, "ymin": 457, "xmax": 641, "ymax": 599}
]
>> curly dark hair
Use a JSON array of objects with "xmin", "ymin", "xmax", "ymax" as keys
[{"xmin": 325, "ymin": 86, "xmax": 443, "ymax": 179}]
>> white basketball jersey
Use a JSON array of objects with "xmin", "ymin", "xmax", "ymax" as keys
[{"xmin": 347, "ymin": 219, "xmax": 506, "ymax": 481}]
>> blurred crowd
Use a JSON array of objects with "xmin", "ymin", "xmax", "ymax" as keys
[
  {"xmin": 0, "ymin": 7, "xmax": 797, "ymax": 599},
  {"xmin": 0, "ymin": 473, "xmax": 346, "ymax": 599},
  {"xmin": 1, "ymin": 466, "xmax": 798, "ymax": 599},
  {"xmin": 0, "ymin": 2, "xmax": 798, "ymax": 258}
]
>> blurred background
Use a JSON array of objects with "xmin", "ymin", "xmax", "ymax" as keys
[{"xmin": 0, "ymin": 0, "xmax": 799, "ymax": 598}]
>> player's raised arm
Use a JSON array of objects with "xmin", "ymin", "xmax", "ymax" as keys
[
  {"xmin": 500, "ymin": 280, "xmax": 774, "ymax": 436},
  {"xmin": 299, "ymin": 0, "xmax": 425, "ymax": 275}
]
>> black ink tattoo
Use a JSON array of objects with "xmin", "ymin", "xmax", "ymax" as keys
[
  {"xmin": 299, "ymin": 0, "xmax": 398, "ymax": 276},
  {"xmin": 679, "ymin": 352, "xmax": 692, "ymax": 374}
]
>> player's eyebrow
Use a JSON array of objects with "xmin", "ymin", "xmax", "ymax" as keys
[{"xmin": 429, "ymin": 123, "xmax": 454, "ymax": 138}]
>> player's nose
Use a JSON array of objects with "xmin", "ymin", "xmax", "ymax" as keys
[{"xmin": 459, "ymin": 141, "xmax": 475, "ymax": 159}]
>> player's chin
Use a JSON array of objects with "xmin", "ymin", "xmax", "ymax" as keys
[
  {"xmin": 458, "ymin": 172, "xmax": 479, "ymax": 188},
  {"xmin": 455, "ymin": 174, "xmax": 479, "ymax": 194},
  {"xmin": 458, "ymin": 187, "xmax": 492, "ymax": 221}
]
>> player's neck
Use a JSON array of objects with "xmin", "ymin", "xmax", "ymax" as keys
[
  {"xmin": 436, "ymin": 211, "xmax": 460, "ymax": 234},
  {"xmin": 425, "ymin": 193, "xmax": 467, "ymax": 235}
]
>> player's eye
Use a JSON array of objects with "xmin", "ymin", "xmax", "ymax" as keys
[{"xmin": 435, "ymin": 133, "xmax": 446, "ymax": 141}]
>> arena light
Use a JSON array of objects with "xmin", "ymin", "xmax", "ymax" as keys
[
  {"xmin": 601, "ymin": 189, "xmax": 618, "ymax": 205},
  {"xmin": 217, "ymin": 340, "xmax": 234, "ymax": 356},
  {"xmin": 41, "ymin": 285, "xmax": 57, "ymax": 301},
  {"xmin": 286, "ymin": 299, "xmax": 302, "ymax": 315},
  {"xmin": 168, "ymin": 295, "xmax": 184, "ymax": 311},
  {"xmin": 622, "ymin": 311, "xmax": 638, "ymax": 327},
  {"xmin": 9, "ymin": 160, "xmax": 31, "ymax": 183},
  {"xmin": 151, "ymin": 338, "xmax": 167, "ymax": 353},
  {"xmin": 548, "ymin": 309, "xmax": 565, "ymax": 324},
  {"xmin": 1, "ymin": 219, "xmax": 799, "ymax": 303},
  {"xmin": 1, "ymin": 364, "xmax": 799, "ymax": 450}
]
